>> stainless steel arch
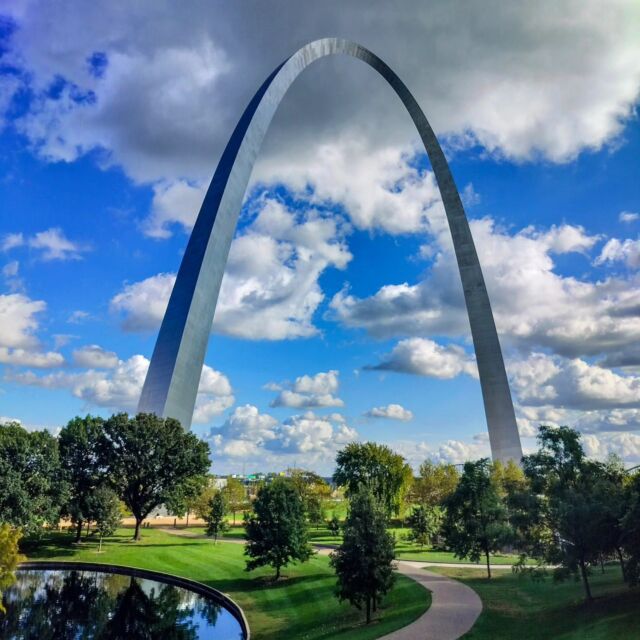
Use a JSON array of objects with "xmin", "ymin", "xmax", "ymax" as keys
[{"xmin": 137, "ymin": 38, "xmax": 523, "ymax": 463}]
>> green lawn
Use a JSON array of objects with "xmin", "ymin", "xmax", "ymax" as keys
[
  {"xmin": 432, "ymin": 565, "xmax": 640, "ymax": 639},
  {"xmin": 180, "ymin": 524, "xmax": 525, "ymax": 565},
  {"xmin": 23, "ymin": 528, "xmax": 429, "ymax": 640}
]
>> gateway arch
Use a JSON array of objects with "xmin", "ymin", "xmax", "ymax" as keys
[{"xmin": 138, "ymin": 38, "xmax": 523, "ymax": 463}]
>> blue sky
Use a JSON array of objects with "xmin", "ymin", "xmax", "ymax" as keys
[{"xmin": 1, "ymin": 2, "xmax": 640, "ymax": 474}]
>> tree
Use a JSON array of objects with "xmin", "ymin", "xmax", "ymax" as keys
[
  {"xmin": 327, "ymin": 515, "xmax": 341, "ymax": 538},
  {"xmin": 523, "ymin": 425, "xmax": 617, "ymax": 600},
  {"xmin": 222, "ymin": 477, "xmax": 247, "ymax": 525},
  {"xmin": 330, "ymin": 486, "xmax": 395, "ymax": 624},
  {"xmin": 333, "ymin": 443, "xmax": 413, "ymax": 517},
  {"xmin": 407, "ymin": 505, "xmax": 443, "ymax": 550},
  {"xmin": 0, "ymin": 524, "xmax": 24, "ymax": 614},
  {"xmin": 204, "ymin": 491, "xmax": 228, "ymax": 543},
  {"xmin": 411, "ymin": 460, "xmax": 460, "ymax": 508},
  {"xmin": 443, "ymin": 458, "xmax": 511, "ymax": 578},
  {"xmin": 622, "ymin": 471, "xmax": 640, "ymax": 584},
  {"xmin": 165, "ymin": 474, "xmax": 208, "ymax": 527},
  {"xmin": 0, "ymin": 421, "xmax": 67, "ymax": 536},
  {"xmin": 99, "ymin": 413, "xmax": 210, "ymax": 540},
  {"xmin": 193, "ymin": 484, "xmax": 218, "ymax": 521},
  {"xmin": 88, "ymin": 486, "xmax": 122, "ymax": 553},
  {"xmin": 58, "ymin": 416, "xmax": 105, "ymax": 542},
  {"xmin": 244, "ymin": 480, "xmax": 313, "ymax": 579},
  {"xmin": 287, "ymin": 468, "xmax": 332, "ymax": 526}
]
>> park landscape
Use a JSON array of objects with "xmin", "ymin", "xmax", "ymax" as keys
[{"xmin": 2, "ymin": 2, "xmax": 640, "ymax": 638}]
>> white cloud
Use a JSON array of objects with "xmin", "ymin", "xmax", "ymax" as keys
[
  {"xmin": 368, "ymin": 338, "xmax": 477, "ymax": 379},
  {"xmin": 28, "ymin": 228, "xmax": 90, "ymax": 261},
  {"xmin": 619, "ymin": 211, "xmax": 639, "ymax": 223},
  {"xmin": 270, "ymin": 370, "xmax": 344, "ymax": 408},
  {"xmin": 365, "ymin": 403, "xmax": 413, "ymax": 421},
  {"xmin": 0, "ymin": 348, "xmax": 64, "ymax": 368},
  {"xmin": 2, "ymin": 260, "xmax": 23, "ymax": 291},
  {"xmin": 595, "ymin": 237, "xmax": 640, "ymax": 269},
  {"xmin": 72, "ymin": 344, "xmax": 119, "ymax": 368},
  {"xmin": 67, "ymin": 310, "xmax": 90, "ymax": 324},
  {"xmin": 1, "ymin": 233, "xmax": 24, "ymax": 252},
  {"xmin": 8, "ymin": 354, "xmax": 233, "ymax": 422},
  {"xmin": 143, "ymin": 179, "xmax": 206, "ymax": 238},
  {"xmin": 332, "ymin": 213, "xmax": 640, "ymax": 360},
  {"xmin": 111, "ymin": 198, "xmax": 352, "ymax": 339}
]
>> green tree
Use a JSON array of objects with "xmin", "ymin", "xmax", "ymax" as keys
[
  {"xmin": 411, "ymin": 460, "xmax": 460, "ymax": 508},
  {"xmin": 0, "ymin": 421, "xmax": 67, "ymax": 536},
  {"xmin": 327, "ymin": 515, "xmax": 341, "ymax": 538},
  {"xmin": 0, "ymin": 524, "xmax": 24, "ymax": 614},
  {"xmin": 443, "ymin": 458, "xmax": 511, "ymax": 578},
  {"xmin": 88, "ymin": 486, "xmax": 122, "ymax": 553},
  {"xmin": 407, "ymin": 505, "xmax": 443, "ymax": 550},
  {"xmin": 287, "ymin": 468, "xmax": 332, "ymax": 525},
  {"xmin": 622, "ymin": 471, "xmax": 640, "ymax": 584},
  {"xmin": 333, "ymin": 442, "xmax": 413, "ymax": 517},
  {"xmin": 99, "ymin": 413, "xmax": 210, "ymax": 540},
  {"xmin": 330, "ymin": 486, "xmax": 395, "ymax": 624},
  {"xmin": 523, "ymin": 425, "xmax": 617, "ymax": 600},
  {"xmin": 165, "ymin": 474, "xmax": 208, "ymax": 528},
  {"xmin": 222, "ymin": 477, "xmax": 247, "ymax": 525},
  {"xmin": 244, "ymin": 480, "xmax": 313, "ymax": 579},
  {"xmin": 204, "ymin": 491, "xmax": 228, "ymax": 543},
  {"xmin": 58, "ymin": 415, "xmax": 105, "ymax": 542}
]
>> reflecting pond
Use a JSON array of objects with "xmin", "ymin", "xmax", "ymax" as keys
[{"xmin": 1, "ymin": 569, "xmax": 244, "ymax": 639}]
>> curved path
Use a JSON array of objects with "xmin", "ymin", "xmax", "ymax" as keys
[{"xmin": 162, "ymin": 528, "xmax": 483, "ymax": 639}]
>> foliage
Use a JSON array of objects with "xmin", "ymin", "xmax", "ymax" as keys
[
  {"xmin": 0, "ymin": 421, "xmax": 67, "ymax": 536},
  {"xmin": 411, "ymin": 460, "xmax": 459, "ymax": 507},
  {"xmin": 88, "ymin": 486, "xmax": 121, "ymax": 552},
  {"xmin": 442, "ymin": 458, "xmax": 512, "ymax": 578},
  {"xmin": 287, "ymin": 468, "xmax": 332, "ymax": 526},
  {"xmin": 164, "ymin": 474, "xmax": 208, "ymax": 526},
  {"xmin": 327, "ymin": 515, "xmax": 341, "ymax": 537},
  {"xmin": 0, "ymin": 524, "xmax": 24, "ymax": 614},
  {"xmin": 58, "ymin": 415, "xmax": 105, "ymax": 542},
  {"xmin": 244, "ymin": 480, "xmax": 313, "ymax": 579},
  {"xmin": 204, "ymin": 491, "xmax": 228, "ymax": 543},
  {"xmin": 333, "ymin": 442, "xmax": 413, "ymax": 517},
  {"xmin": 99, "ymin": 413, "xmax": 210, "ymax": 540},
  {"xmin": 330, "ymin": 486, "xmax": 396, "ymax": 624},
  {"xmin": 407, "ymin": 505, "xmax": 443, "ymax": 550},
  {"xmin": 621, "ymin": 471, "xmax": 640, "ymax": 584},
  {"xmin": 222, "ymin": 477, "xmax": 247, "ymax": 525}
]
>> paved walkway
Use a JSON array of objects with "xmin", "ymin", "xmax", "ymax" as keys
[{"xmin": 161, "ymin": 528, "xmax": 483, "ymax": 639}]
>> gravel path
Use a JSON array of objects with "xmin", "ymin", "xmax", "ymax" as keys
[{"xmin": 161, "ymin": 528, "xmax": 484, "ymax": 639}]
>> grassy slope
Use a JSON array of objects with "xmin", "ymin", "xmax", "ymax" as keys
[
  {"xmin": 433, "ymin": 565, "xmax": 640, "ymax": 639},
  {"xmin": 183, "ymin": 524, "xmax": 525, "ymax": 565},
  {"xmin": 23, "ymin": 528, "xmax": 429, "ymax": 640}
]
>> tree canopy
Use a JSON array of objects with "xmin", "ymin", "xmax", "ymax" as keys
[
  {"xmin": 99, "ymin": 413, "xmax": 210, "ymax": 540},
  {"xmin": 411, "ymin": 460, "xmax": 459, "ymax": 507},
  {"xmin": 333, "ymin": 442, "xmax": 412, "ymax": 516},
  {"xmin": 244, "ymin": 480, "xmax": 313, "ymax": 579}
]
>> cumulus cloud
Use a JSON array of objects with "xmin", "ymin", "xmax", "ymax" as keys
[
  {"xmin": 72, "ymin": 344, "xmax": 119, "ymax": 369},
  {"xmin": 619, "ymin": 211, "xmax": 639, "ymax": 223},
  {"xmin": 28, "ymin": 228, "xmax": 91, "ymax": 261},
  {"xmin": 1, "ymin": 233, "xmax": 24, "ymax": 252},
  {"xmin": 0, "ymin": 293, "xmax": 64, "ymax": 368},
  {"xmin": 332, "ymin": 214, "xmax": 640, "ymax": 360},
  {"xmin": 3, "ymin": 0, "xmax": 640, "ymax": 192},
  {"xmin": 111, "ymin": 197, "xmax": 351, "ymax": 339},
  {"xmin": 8, "ymin": 354, "xmax": 233, "ymax": 422},
  {"xmin": 595, "ymin": 237, "xmax": 640, "ymax": 269},
  {"xmin": 368, "ymin": 338, "xmax": 477, "ymax": 379},
  {"xmin": 270, "ymin": 370, "xmax": 344, "ymax": 408},
  {"xmin": 208, "ymin": 405, "xmax": 356, "ymax": 462},
  {"xmin": 365, "ymin": 403, "xmax": 413, "ymax": 421}
]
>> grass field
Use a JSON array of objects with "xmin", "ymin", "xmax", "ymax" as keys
[
  {"xmin": 180, "ymin": 524, "xmax": 525, "ymax": 565},
  {"xmin": 433, "ymin": 565, "xmax": 640, "ymax": 639},
  {"xmin": 23, "ymin": 528, "xmax": 429, "ymax": 640}
]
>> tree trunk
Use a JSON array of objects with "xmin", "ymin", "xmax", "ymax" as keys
[
  {"xmin": 186, "ymin": 510, "xmax": 190, "ymax": 528},
  {"xmin": 600, "ymin": 555, "xmax": 605, "ymax": 574},
  {"xmin": 134, "ymin": 517, "xmax": 142, "ymax": 541},
  {"xmin": 275, "ymin": 564, "xmax": 281, "ymax": 580},
  {"xmin": 99, "ymin": 535, "xmax": 103, "ymax": 553},
  {"xmin": 85, "ymin": 520, "xmax": 90, "ymax": 540},
  {"xmin": 75, "ymin": 520, "xmax": 83, "ymax": 543},
  {"xmin": 373, "ymin": 590, "xmax": 377, "ymax": 612},
  {"xmin": 579, "ymin": 558, "xmax": 593, "ymax": 601},
  {"xmin": 366, "ymin": 596, "xmax": 371, "ymax": 624},
  {"xmin": 233, "ymin": 509, "xmax": 236, "ymax": 526},
  {"xmin": 616, "ymin": 547, "xmax": 627, "ymax": 581},
  {"xmin": 485, "ymin": 549, "xmax": 492, "ymax": 579}
]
